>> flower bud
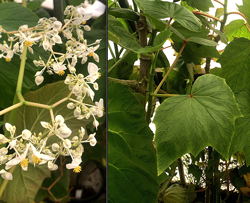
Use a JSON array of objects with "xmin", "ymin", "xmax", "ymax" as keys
[
  {"xmin": 35, "ymin": 75, "xmax": 44, "ymax": 86},
  {"xmin": 21, "ymin": 129, "xmax": 32, "ymax": 140}
]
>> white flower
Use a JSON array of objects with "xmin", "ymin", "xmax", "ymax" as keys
[
  {"xmin": 5, "ymin": 144, "xmax": 30, "ymax": 170},
  {"xmin": 66, "ymin": 157, "xmax": 82, "ymax": 170},
  {"xmin": 95, "ymin": 98, "xmax": 104, "ymax": 117},
  {"xmin": 48, "ymin": 161, "xmax": 58, "ymax": 171},
  {"xmin": 87, "ymin": 62, "xmax": 100, "ymax": 83},
  {"xmin": 63, "ymin": 139, "xmax": 72, "ymax": 149},
  {"xmin": 21, "ymin": 129, "xmax": 32, "ymax": 140},
  {"xmin": 5, "ymin": 123, "xmax": 16, "ymax": 135},
  {"xmin": 67, "ymin": 102, "xmax": 75, "ymax": 109},
  {"xmin": 55, "ymin": 115, "xmax": 65, "ymax": 125},
  {"xmin": 35, "ymin": 75, "xmax": 44, "ymax": 86},
  {"xmin": 93, "ymin": 120, "xmax": 99, "ymax": 129},
  {"xmin": 52, "ymin": 143, "xmax": 60, "ymax": 152},
  {"xmin": 9, "ymin": 140, "xmax": 17, "ymax": 149},
  {"xmin": 30, "ymin": 144, "xmax": 55, "ymax": 164},
  {"xmin": 52, "ymin": 62, "xmax": 67, "ymax": 74},
  {"xmin": 0, "ymin": 170, "xmax": 13, "ymax": 180},
  {"xmin": 57, "ymin": 123, "xmax": 72, "ymax": 138},
  {"xmin": 88, "ymin": 133, "xmax": 97, "ymax": 146},
  {"xmin": 79, "ymin": 127, "xmax": 85, "ymax": 137},
  {"xmin": 0, "ymin": 148, "xmax": 8, "ymax": 155},
  {"xmin": 0, "ymin": 134, "xmax": 9, "ymax": 144},
  {"xmin": 77, "ymin": 1, "xmax": 106, "ymax": 19}
]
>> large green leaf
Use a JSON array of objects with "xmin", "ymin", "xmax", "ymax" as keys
[
  {"xmin": 154, "ymin": 74, "xmax": 241, "ymax": 174},
  {"xmin": 135, "ymin": 0, "xmax": 202, "ymax": 32},
  {"xmin": 108, "ymin": 82, "xmax": 158, "ymax": 203},
  {"xmin": 214, "ymin": 38, "xmax": 250, "ymax": 166},
  {"xmin": 2, "ymin": 166, "xmax": 50, "ymax": 203},
  {"xmin": 0, "ymin": 2, "xmax": 39, "ymax": 31},
  {"xmin": 3, "ymin": 81, "xmax": 91, "ymax": 202},
  {"xmin": 183, "ymin": 0, "xmax": 213, "ymax": 11},
  {"xmin": 218, "ymin": 38, "xmax": 250, "ymax": 92},
  {"xmin": 224, "ymin": 20, "xmax": 250, "ymax": 42}
]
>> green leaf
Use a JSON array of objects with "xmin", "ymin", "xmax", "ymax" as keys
[
  {"xmin": 224, "ymin": 20, "xmax": 250, "ymax": 42},
  {"xmin": 2, "ymin": 165, "xmax": 50, "ymax": 203},
  {"xmin": 135, "ymin": 0, "xmax": 202, "ymax": 32},
  {"xmin": 109, "ymin": 8, "xmax": 140, "ymax": 21},
  {"xmin": 109, "ymin": 50, "xmax": 138, "ymax": 79},
  {"xmin": 171, "ymin": 22, "xmax": 217, "ymax": 46},
  {"xmin": 0, "ymin": 2, "xmax": 39, "ymax": 31},
  {"xmin": 108, "ymin": 15, "xmax": 142, "ymax": 52},
  {"xmin": 171, "ymin": 23, "xmax": 219, "ymax": 64},
  {"xmin": 187, "ymin": 37, "xmax": 217, "ymax": 46},
  {"xmin": 108, "ymin": 82, "xmax": 158, "ymax": 203},
  {"xmin": 218, "ymin": 38, "xmax": 250, "ymax": 92},
  {"xmin": 145, "ymin": 14, "xmax": 167, "ymax": 31},
  {"xmin": 154, "ymin": 30, "xmax": 172, "ymax": 47},
  {"xmin": 183, "ymin": 0, "xmax": 213, "ymax": 11},
  {"xmin": 238, "ymin": 0, "xmax": 250, "ymax": 25},
  {"xmin": 154, "ymin": 74, "xmax": 241, "ymax": 174}
]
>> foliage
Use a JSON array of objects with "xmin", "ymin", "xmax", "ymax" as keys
[{"xmin": 108, "ymin": 0, "xmax": 250, "ymax": 202}]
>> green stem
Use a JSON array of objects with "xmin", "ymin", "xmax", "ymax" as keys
[
  {"xmin": 16, "ymin": 46, "xmax": 28, "ymax": 94},
  {"xmin": 0, "ymin": 167, "xmax": 15, "ymax": 198},
  {"xmin": 154, "ymin": 41, "xmax": 187, "ymax": 95},
  {"xmin": 151, "ymin": 93, "xmax": 179, "ymax": 97},
  {"xmin": 0, "ymin": 46, "xmax": 28, "ymax": 198}
]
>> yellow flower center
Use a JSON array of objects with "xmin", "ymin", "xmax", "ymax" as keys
[
  {"xmin": 20, "ymin": 159, "xmax": 29, "ymax": 168},
  {"xmin": 5, "ymin": 57, "xmax": 11, "ymax": 62},
  {"xmin": 88, "ymin": 52, "xmax": 94, "ymax": 57},
  {"xmin": 24, "ymin": 40, "xmax": 33, "ymax": 47},
  {"xmin": 56, "ymin": 70, "xmax": 65, "ymax": 76},
  {"xmin": 81, "ymin": 20, "xmax": 86, "ymax": 25},
  {"xmin": 32, "ymin": 155, "xmax": 41, "ymax": 164},
  {"xmin": 73, "ymin": 166, "xmax": 81, "ymax": 173}
]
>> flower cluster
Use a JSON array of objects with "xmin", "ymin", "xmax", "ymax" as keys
[
  {"xmin": 0, "ymin": 115, "xmax": 99, "ymax": 180},
  {"xmin": 0, "ymin": 2, "xmax": 105, "ymax": 180}
]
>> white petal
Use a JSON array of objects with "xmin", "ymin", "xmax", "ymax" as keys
[
  {"xmin": 55, "ymin": 115, "xmax": 65, "ymax": 125},
  {"xmin": 40, "ymin": 121, "xmax": 50, "ymax": 129}
]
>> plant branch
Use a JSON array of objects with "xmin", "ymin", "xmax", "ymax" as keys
[
  {"xmin": 193, "ymin": 11, "xmax": 222, "ymax": 22},
  {"xmin": 24, "ymin": 101, "xmax": 51, "ymax": 110},
  {"xmin": 151, "ymin": 93, "xmax": 179, "ymax": 97},
  {"xmin": 0, "ymin": 102, "xmax": 23, "ymax": 116},
  {"xmin": 212, "ymin": 0, "xmax": 224, "ymax": 6},
  {"xmin": 154, "ymin": 41, "xmax": 187, "ymax": 95}
]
